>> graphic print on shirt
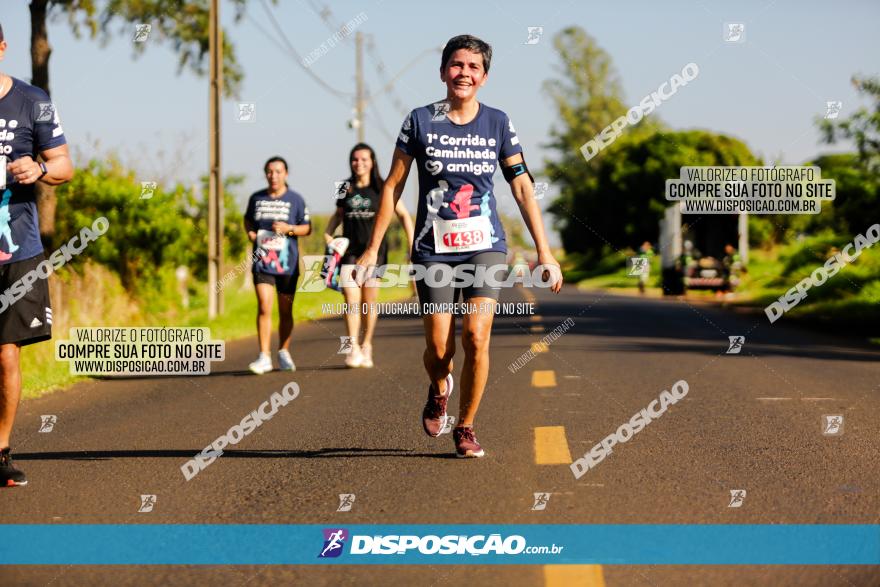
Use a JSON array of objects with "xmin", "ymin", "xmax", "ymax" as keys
[
  {"xmin": 396, "ymin": 102, "xmax": 522, "ymax": 261},
  {"xmin": 0, "ymin": 79, "xmax": 67, "ymax": 265},
  {"xmin": 413, "ymin": 180, "xmax": 449, "ymax": 251},
  {"xmin": 0, "ymin": 190, "xmax": 18, "ymax": 261},
  {"xmin": 246, "ymin": 189, "xmax": 309, "ymax": 276}
]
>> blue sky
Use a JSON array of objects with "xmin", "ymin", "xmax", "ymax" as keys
[{"xmin": 2, "ymin": 0, "xmax": 878, "ymax": 224}]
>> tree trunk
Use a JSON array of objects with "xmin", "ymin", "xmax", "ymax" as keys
[{"xmin": 30, "ymin": 0, "xmax": 57, "ymax": 248}]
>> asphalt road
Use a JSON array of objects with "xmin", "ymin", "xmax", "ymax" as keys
[{"xmin": 3, "ymin": 285, "xmax": 879, "ymax": 586}]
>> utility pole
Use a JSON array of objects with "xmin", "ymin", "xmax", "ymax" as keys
[
  {"xmin": 354, "ymin": 31, "xmax": 365, "ymax": 142},
  {"xmin": 208, "ymin": 0, "xmax": 224, "ymax": 317}
]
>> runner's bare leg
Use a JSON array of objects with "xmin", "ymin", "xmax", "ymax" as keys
[
  {"xmin": 277, "ymin": 291, "xmax": 294, "ymax": 351},
  {"xmin": 255, "ymin": 283, "xmax": 275, "ymax": 355},
  {"xmin": 422, "ymin": 312, "xmax": 456, "ymax": 395},
  {"xmin": 0, "ymin": 344, "xmax": 22, "ymax": 448},
  {"xmin": 342, "ymin": 285, "xmax": 362, "ymax": 349},
  {"xmin": 459, "ymin": 298, "xmax": 496, "ymax": 426}
]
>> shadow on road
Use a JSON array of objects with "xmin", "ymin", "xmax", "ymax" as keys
[{"xmin": 15, "ymin": 448, "xmax": 458, "ymax": 461}]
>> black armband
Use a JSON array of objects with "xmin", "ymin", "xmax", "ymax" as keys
[{"xmin": 501, "ymin": 159, "xmax": 534, "ymax": 184}]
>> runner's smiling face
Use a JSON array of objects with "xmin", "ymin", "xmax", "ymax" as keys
[
  {"xmin": 440, "ymin": 49, "xmax": 488, "ymax": 102},
  {"xmin": 265, "ymin": 161, "xmax": 288, "ymax": 193},
  {"xmin": 350, "ymin": 149, "xmax": 372, "ymax": 183}
]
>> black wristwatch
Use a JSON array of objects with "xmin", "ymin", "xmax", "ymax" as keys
[{"xmin": 38, "ymin": 162, "xmax": 48, "ymax": 179}]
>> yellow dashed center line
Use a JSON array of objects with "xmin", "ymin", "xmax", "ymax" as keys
[
  {"xmin": 544, "ymin": 564, "xmax": 606, "ymax": 587},
  {"xmin": 531, "ymin": 370, "xmax": 557, "ymax": 387},
  {"xmin": 531, "ymin": 342, "xmax": 549, "ymax": 354},
  {"xmin": 533, "ymin": 426, "xmax": 572, "ymax": 464}
]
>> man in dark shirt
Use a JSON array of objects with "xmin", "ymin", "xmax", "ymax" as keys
[{"xmin": 0, "ymin": 21, "xmax": 75, "ymax": 487}]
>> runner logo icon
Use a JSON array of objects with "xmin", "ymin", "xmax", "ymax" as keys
[
  {"xmin": 38, "ymin": 415, "xmax": 57, "ymax": 433},
  {"xmin": 822, "ymin": 414, "xmax": 844, "ymax": 436},
  {"xmin": 34, "ymin": 102, "xmax": 56, "ymax": 123},
  {"xmin": 319, "ymin": 528, "xmax": 348, "ymax": 558},
  {"xmin": 334, "ymin": 180, "xmax": 350, "ymax": 199},
  {"xmin": 337, "ymin": 494, "xmax": 356, "ymax": 512},
  {"xmin": 431, "ymin": 101, "xmax": 450, "ymax": 122},
  {"xmin": 824, "ymin": 101, "xmax": 843, "ymax": 120},
  {"xmin": 628, "ymin": 257, "xmax": 648, "ymax": 276},
  {"xmin": 728, "ymin": 490, "xmax": 746, "ymax": 508},
  {"xmin": 337, "ymin": 336, "xmax": 353, "ymax": 355},
  {"xmin": 138, "ymin": 494, "xmax": 157, "ymax": 513},
  {"xmin": 726, "ymin": 336, "xmax": 745, "ymax": 354},
  {"xmin": 133, "ymin": 23, "xmax": 152, "ymax": 42},
  {"xmin": 531, "ymin": 493, "xmax": 551, "ymax": 511}
]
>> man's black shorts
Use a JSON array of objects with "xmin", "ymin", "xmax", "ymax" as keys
[
  {"xmin": 253, "ymin": 270, "xmax": 299, "ymax": 295},
  {"xmin": 0, "ymin": 253, "xmax": 53, "ymax": 346}
]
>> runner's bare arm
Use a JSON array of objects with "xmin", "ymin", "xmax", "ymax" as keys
[
  {"xmin": 363, "ymin": 147, "xmax": 413, "ymax": 258},
  {"xmin": 324, "ymin": 207, "xmax": 343, "ymax": 244},
  {"xmin": 244, "ymin": 216, "xmax": 257, "ymax": 243},
  {"xmin": 502, "ymin": 153, "xmax": 563, "ymax": 293},
  {"xmin": 394, "ymin": 198, "xmax": 415, "ymax": 254},
  {"xmin": 286, "ymin": 222, "xmax": 311, "ymax": 237},
  {"xmin": 7, "ymin": 144, "xmax": 73, "ymax": 186}
]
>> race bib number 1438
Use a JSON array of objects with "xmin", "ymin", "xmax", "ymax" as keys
[{"xmin": 432, "ymin": 216, "xmax": 492, "ymax": 254}]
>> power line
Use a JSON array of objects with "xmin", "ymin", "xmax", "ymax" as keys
[
  {"xmin": 364, "ymin": 34, "xmax": 408, "ymax": 116},
  {"xmin": 365, "ymin": 87, "xmax": 395, "ymax": 142},
  {"xmin": 254, "ymin": 0, "xmax": 353, "ymax": 100}
]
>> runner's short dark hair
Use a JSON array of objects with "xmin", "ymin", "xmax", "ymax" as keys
[
  {"xmin": 441, "ymin": 35, "xmax": 492, "ymax": 73},
  {"xmin": 263, "ymin": 156, "xmax": 288, "ymax": 173},
  {"xmin": 0, "ymin": 23, "xmax": 4, "ymax": 43}
]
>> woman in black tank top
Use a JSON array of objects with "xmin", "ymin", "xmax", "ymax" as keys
[{"xmin": 324, "ymin": 143, "xmax": 413, "ymax": 368}]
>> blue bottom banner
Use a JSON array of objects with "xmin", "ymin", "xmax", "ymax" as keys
[{"xmin": 2, "ymin": 524, "xmax": 878, "ymax": 565}]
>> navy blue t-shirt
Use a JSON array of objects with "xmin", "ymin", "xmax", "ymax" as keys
[
  {"xmin": 245, "ymin": 188, "xmax": 310, "ymax": 275},
  {"xmin": 0, "ymin": 77, "xmax": 67, "ymax": 264},
  {"xmin": 396, "ymin": 101, "xmax": 522, "ymax": 262}
]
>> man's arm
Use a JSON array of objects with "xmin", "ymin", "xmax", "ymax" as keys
[{"xmin": 7, "ymin": 144, "xmax": 73, "ymax": 186}]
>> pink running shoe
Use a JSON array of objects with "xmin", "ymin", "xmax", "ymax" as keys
[
  {"xmin": 422, "ymin": 373, "xmax": 453, "ymax": 437},
  {"xmin": 453, "ymin": 426, "xmax": 485, "ymax": 458}
]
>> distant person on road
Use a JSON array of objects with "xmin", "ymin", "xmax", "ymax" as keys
[
  {"xmin": 324, "ymin": 143, "xmax": 413, "ymax": 368},
  {"xmin": 637, "ymin": 241, "xmax": 655, "ymax": 294},
  {"xmin": 0, "ymin": 21, "xmax": 75, "ymax": 487},
  {"xmin": 244, "ymin": 156, "xmax": 311, "ymax": 374},
  {"xmin": 355, "ymin": 35, "xmax": 562, "ymax": 458},
  {"xmin": 722, "ymin": 243, "xmax": 745, "ymax": 291}
]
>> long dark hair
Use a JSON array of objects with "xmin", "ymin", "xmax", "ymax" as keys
[{"xmin": 346, "ymin": 143, "xmax": 384, "ymax": 194}]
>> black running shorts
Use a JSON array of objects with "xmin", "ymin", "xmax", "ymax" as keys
[
  {"xmin": 0, "ymin": 253, "xmax": 53, "ymax": 347},
  {"xmin": 414, "ymin": 251, "xmax": 507, "ymax": 305},
  {"xmin": 253, "ymin": 271, "xmax": 300, "ymax": 295}
]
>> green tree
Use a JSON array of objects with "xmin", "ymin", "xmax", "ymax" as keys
[
  {"xmin": 814, "ymin": 75, "xmax": 880, "ymax": 236},
  {"xmin": 819, "ymin": 75, "xmax": 880, "ymax": 174},
  {"xmin": 541, "ymin": 26, "xmax": 657, "ymax": 256},
  {"xmin": 55, "ymin": 158, "xmax": 246, "ymax": 310},
  {"xmin": 561, "ymin": 130, "xmax": 759, "ymax": 260},
  {"xmin": 809, "ymin": 153, "xmax": 879, "ymax": 237},
  {"xmin": 26, "ymin": 0, "xmax": 259, "ymax": 241}
]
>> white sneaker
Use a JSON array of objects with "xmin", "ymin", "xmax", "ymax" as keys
[
  {"xmin": 361, "ymin": 344, "xmax": 374, "ymax": 368},
  {"xmin": 248, "ymin": 353, "xmax": 273, "ymax": 375},
  {"xmin": 345, "ymin": 347, "xmax": 364, "ymax": 368},
  {"xmin": 278, "ymin": 349, "xmax": 296, "ymax": 371}
]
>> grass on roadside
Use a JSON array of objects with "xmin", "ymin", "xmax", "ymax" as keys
[{"xmin": 21, "ymin": 270, "xmax": 413, "ymax": 400}]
